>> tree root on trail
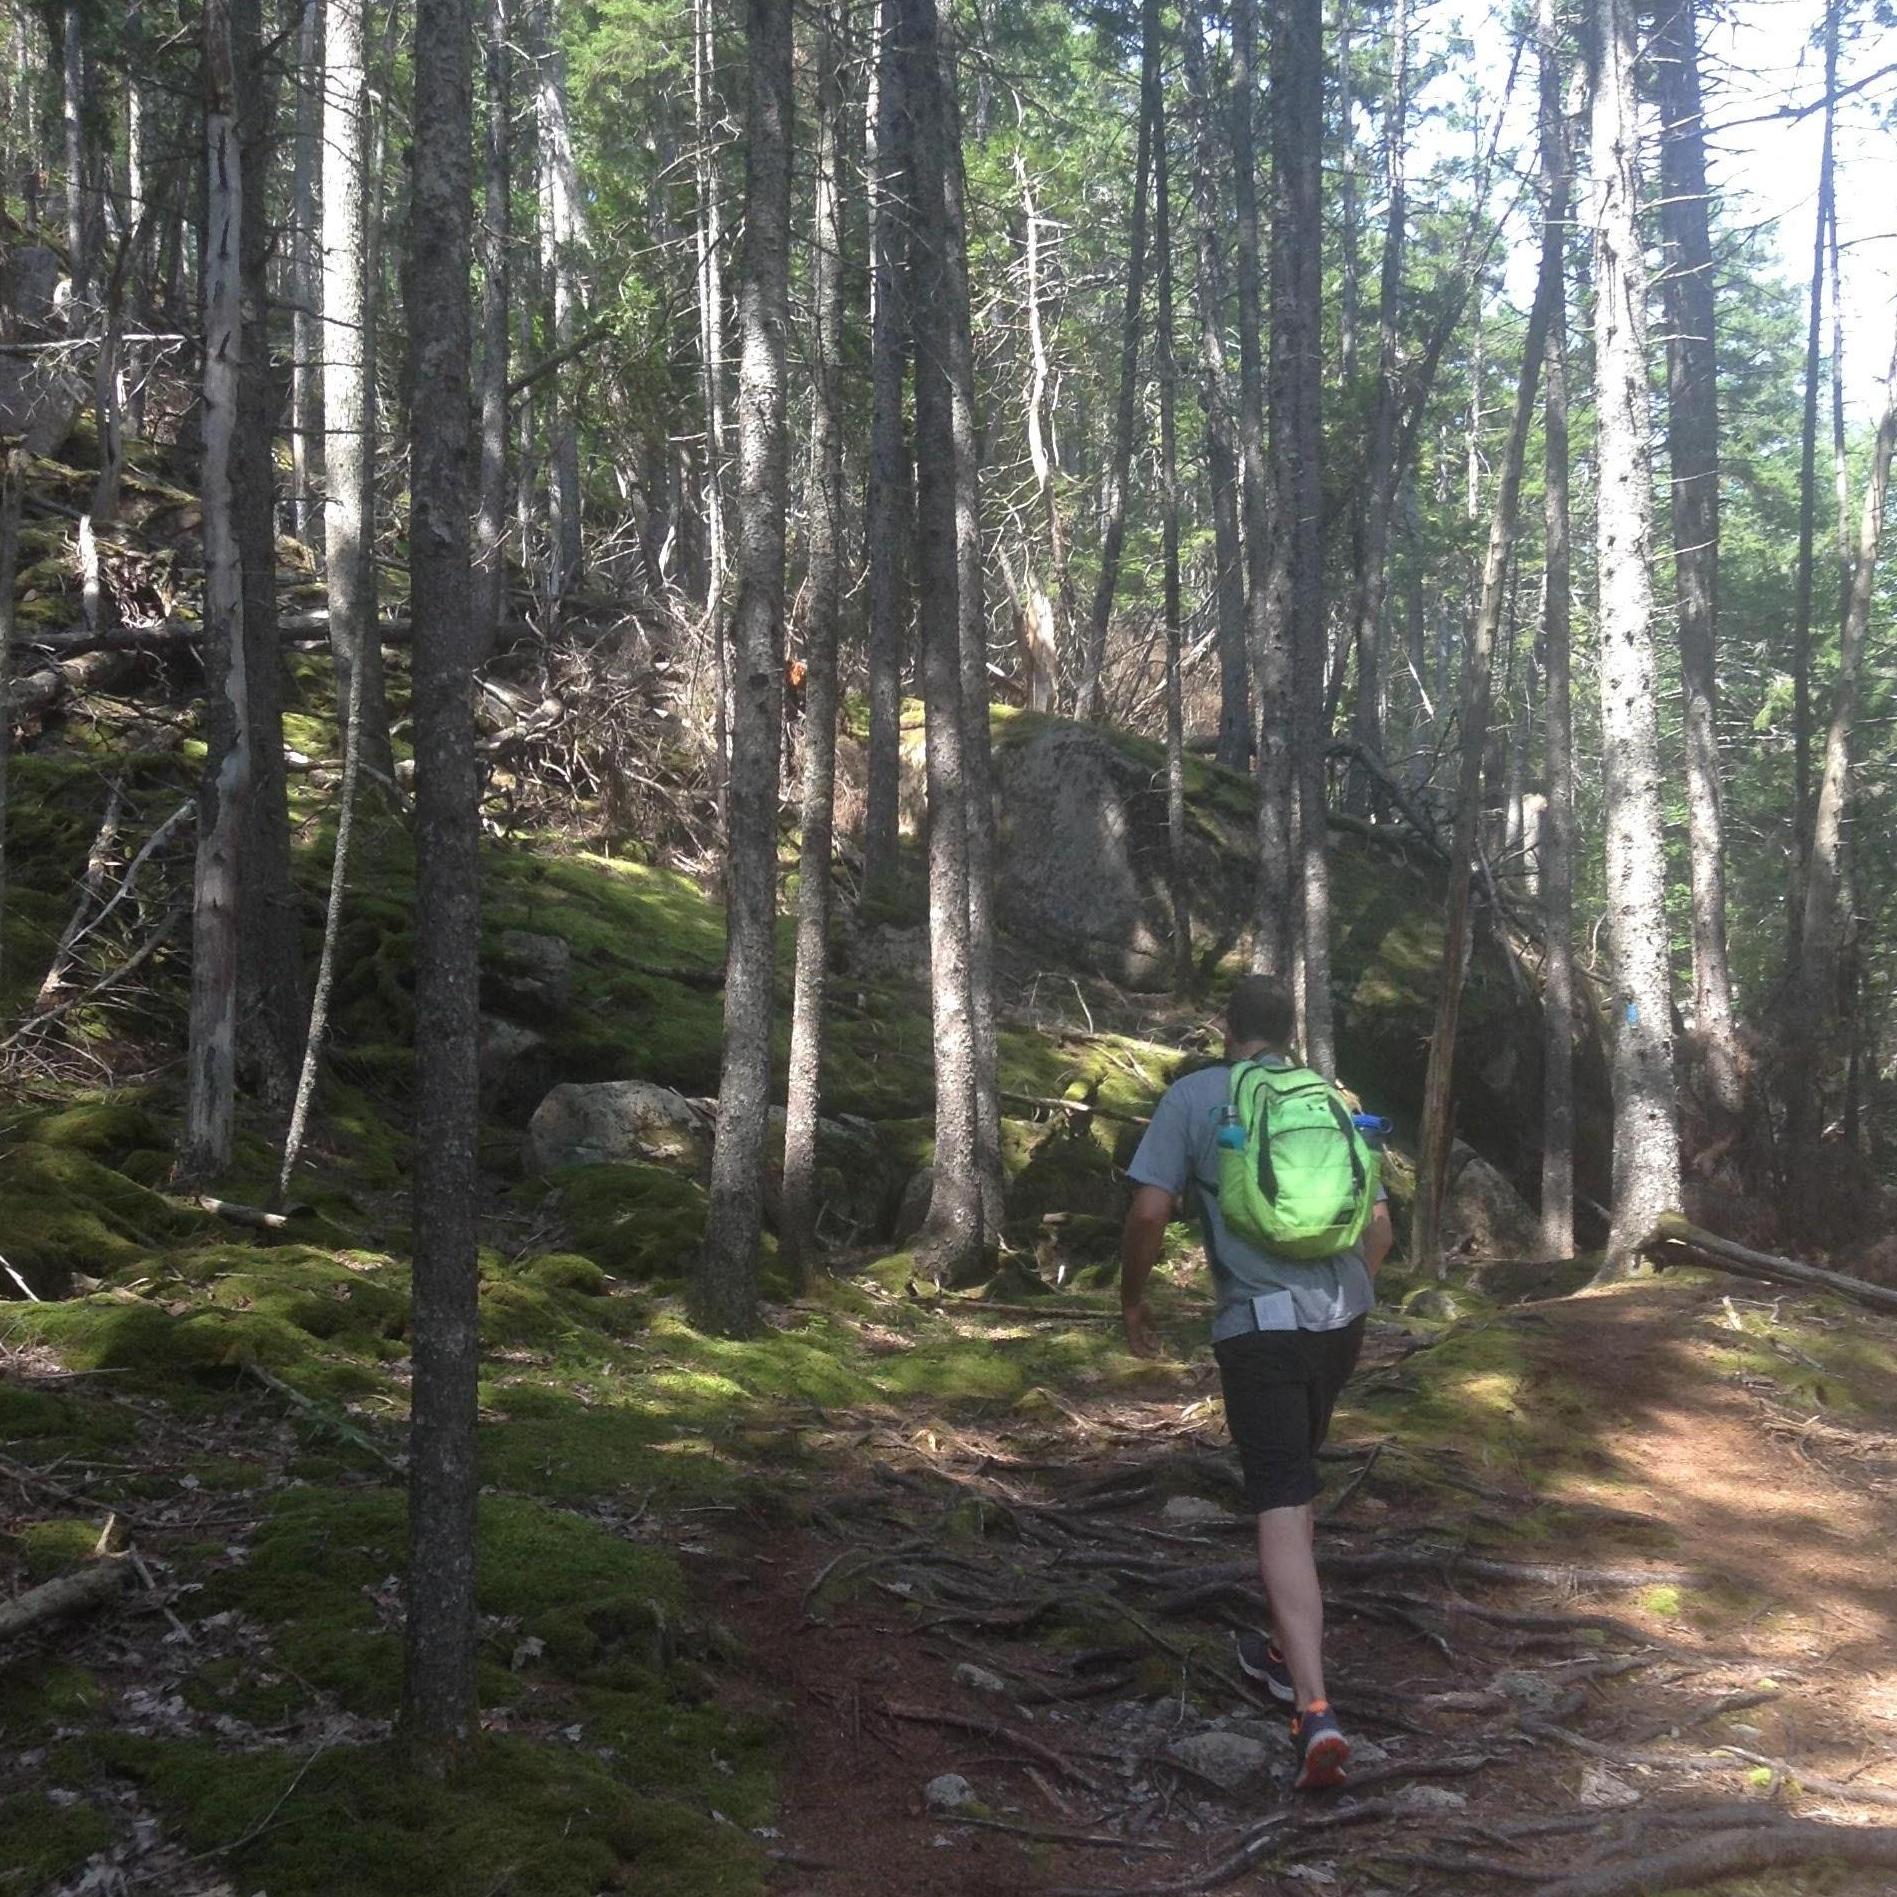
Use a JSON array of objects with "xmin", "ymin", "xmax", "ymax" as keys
[
  {"xmin": 875, "ymin": 1698, "xmax": 1111, "ymax": 1794},
  {"xmin": 1531, "ymin": 1821, "xmax": 1897, "ymax": 1896}
]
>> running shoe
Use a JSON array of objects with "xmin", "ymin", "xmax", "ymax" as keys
[
  {"xmin": 1291, "ymin": 1701, "xmax": 1350, "ymax": 1792},
  {"xmin": 1232, "ymin": 1628, "xmax": 1295, "ymax": 1705}
]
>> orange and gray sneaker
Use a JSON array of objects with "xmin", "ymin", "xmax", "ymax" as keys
[{"xmin": 1290, "ymin": 1700, "xmax": 1350, "ymax": 1791}]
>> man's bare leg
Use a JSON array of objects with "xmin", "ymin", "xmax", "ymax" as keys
[{"xmin": 1256, "ymin": 1503, "xmax": 1326, "ymax": 1709}]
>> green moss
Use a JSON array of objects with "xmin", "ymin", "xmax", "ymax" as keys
[
  {"xmin": 548, "ymin": 1162, "xmax": 708, "ymax": 1282},
  {"xmin": 0, "ymin": 1381, "xmax": 135, "ymax": 1450},
  {"xmin": 0, "ymin": 1660, "xmax": 105, "ymax": 1745},
  {"xmin": 5, "ymin": 1097, "xmax": 166, "ymax": 1162},
  {"xmin": 521, "ymin": 1252, "xmax": 610, "ymax": 1295},
  {"xmin": 0, "ymin": 1142, "xmax": 213, "ymax": 1292},
  {"xmin": 0, "ymin": 1790, "xmax": 115, "ymax": 1892},
  {"xmin": 15, "ymin": 1518, "xmax": 102, "ymax": 1581}
]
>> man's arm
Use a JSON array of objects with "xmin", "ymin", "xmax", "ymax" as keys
[
  {"xmin": 1363, "ymin": 1199, "xmax": 1393, "ymax": 1277},
  {"xmin": 1120, "ymin": 1184, "xmax": 1175, "ymax": 1357}
]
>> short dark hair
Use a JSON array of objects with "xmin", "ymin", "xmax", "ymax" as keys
[{"xmin": 1227, "ymin": 974, "xmax": 1295, "ymax": 1048}]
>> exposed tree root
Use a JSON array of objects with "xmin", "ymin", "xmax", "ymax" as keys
[{"xmin": 1533, "ymin": 1821, "xmax": 1897, "ymax": 1896}]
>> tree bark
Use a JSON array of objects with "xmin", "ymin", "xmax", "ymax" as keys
[
  {"xmin": 1014, "ymin": 150, "xmax": 1063, "ymax": 715},
  {"xmin": 182, "ymin": 0, "xmax": 250, "ymax": 1182},
  {"xmin": 1538, "ymin": 0, "xmax": 1576, "ymax": 1262},
  {"xmin": 473, "ymin": 0, "xmax": 511, "ymax": 661},
  {"xmin": 691, "ymin": 0, "xmax": 730, "ymax": 821},
  {"xmin": 1336, "ymin": 0, "xmax": 1357, "ymax": 386},
  {"xmin": 906, "ymin": 0, "xmax": 983, "ymax": 1283},
  {"xmin": 1656, "ymin": 0, "xmax": 1741, "ymax": 1123},
  {"xmin": 401, "ymin": 0, "xmax": 481, "ymax": 1774},
  {"xmin": 1590, "ymin": 0, "xmax": 1681, "ymax": 1274},
  {"xmin": 1077, "ymin": 0, "xmax": 1158, "ymax": 722},
  {"xmin": 233, "ymin": 0, "xmax": 304, "ymax": 1112},
  {"xmin": 0, "ymin": 447, "xmax": 20, "ymax": 989},
  {"xmin": 696, "ymin": 0, "xmax": 792, "ymax": 1337},
  {"xmin": 61, "ymin": 2, "xmax": 91, "ymax": 308},
  {"xmin": 861, "ymin": 0, "xmax": 910, "ymax": 904},
  {"xmin": 782, "ymin": 10, "xmax": 846, "ymax": 1286},
  {"xmin": 290, "ymin": 0, "xmax": 322, "ymax": 551},
  {"xmin": 1181, "ymin": 1, "xmax": 1248, "ymax": 771},
  {"xmin": 1411, "ymin": 90, "xmax": 1564, "ymax": 1271},
  {"xmin": 322, "ymin": 0, "xmax": 394, "ymax": 783}
]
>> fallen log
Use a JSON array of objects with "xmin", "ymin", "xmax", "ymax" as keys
[
  {"xmin": 1639, "ymin": 1212, "xmax": 1897, "ymax": 1317},
  {"xmin": 1533, "ymin": 1822, "xmax": 1897, "ymax": 1897},
  {"xmin": 8, "ymin": 646, "xmax": 145, "ymax": 716},
  {"xmin": 0, "ymin": 1554, "xmax": 132, "ymax": 1641}
]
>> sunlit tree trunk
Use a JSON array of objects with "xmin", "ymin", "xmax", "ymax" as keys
[
  {"xmin": 1590, "ymin": 0, "xmax": 1681, "ymax": 1273},
  {"xmin": 861, "ymin": 0, "xmax": 909, "ymax": 903},
  {"xmin": 402, "ymin": 0, "xmax": 481, "ymax": 1775},
  {"xmin": 696, "ymin": 0, "xmax": 792, "ymax": 1337},
  {"xmin": 0, "ymin": 449, "xmax": 21, "ymax": 987},
  {"xmin": 62, "ymin": 3, "xmax": 92, "ymax": 308},
  {"xmin": 290, "ymin": 0, "xmax": 322, "ymax": 550},
  {"xmin": 473, "ymin": 0, "xmax": 511, "ymax": 660},
  {"xmin": 1656, "ymin": 0, "xmax": 1741, "ymax": 1122},
  {"xmin": 782, "ymin": 10, "xmax": 846, "ymax": 1284},
  {"xmin": 182, "ymin": 0, "xmax": 250, "ymax": 1181},
  {"xmin": 533, "ymin": 0, "xmax": 587, "ymax": 602}
]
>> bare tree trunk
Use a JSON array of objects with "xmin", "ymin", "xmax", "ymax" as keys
[
  {"xmin": 322, "ymin": 0, "xmax": 394, "ymax": 783},
  {"xmin": 1411, "ymin": 85, "xmax": 1564, "ymax": 1272},
  {"xmin": 401, "ymin": 0, "xmax": 481, "ymax": 1775},
  {"xmin": 62, "ymin": 2, "xmax": 91, "ymax": 308},
  {"xmin": 942, "ymin": 39, "xmax": 1005, "ymax": 1229},
  {"xmin": 1538, "ymin": 36, "xmax": 1576, "ymax": 1261},
  {"xmin": 1788, "ymin": 0, "xmax": 1840, "ymax": 961},
  {"xmin": 1336, "ymin": 0, "xmax": 1357, "ymax": 386},
  {"xmin": 233, "ymin": 0, "xmax": 304, "ymax": 1111},
  {"xmin": 472, "ymin": 0, "xmax": 511, "ymax": 660},
  {"xmin": 290, "ymin": 0, "xmax": 322, "ymax": 551},
  {"xmin": 1014, "ymin": 150, "xmax": 1062, "ymax": 715},
  {"xmin": 1077, "ymin": 0, "xmax": 1158, "ymax": 722},
  {"xmin": 1786, "ymin": 321, "xmax": 1897, "ymax": 1188},
  {"xmin": 1342, "ymin": 0, "xmax": 1408, "ymax": 806},
  {"xmin": 1181, "ymin": 1, "xmax": 1248, "ymax": 771},
  {"xmin": 861, "ymin": 0, "xmax": 909, "ymax": 903},
  {"xmin": 0, "ymin": 448, "xmax": 20, "ymax": 988},
  {"xmin": 782, "ymin": 10, "xmax": 845, "ymax": 1285},
  {"xmin": 182, "ymin": 0, "xmax": 250, "ymax": 1182},
  {"xmin": 1154, "ymin": 51, "xmax": 1191, "ymax": 993},
  {"xmin": 906, "ymin": 0, "xmax": 982, "ymax": 1283},
  {"xmin": 1590, "ymin": 0, "xmax": 1681, "ymax": 1274},
  {"xmin": 1656, "ymin": 0, "xmax": 1740, "ymax": 1122},
  {"xmin": 696, "ymin": 0, "xmax": 791, "ymax": 1338},
  {"xmin": 532, "ymin": 0, "xmax": 586, "ymax": 603},
  {"xmin": 1229, "ymin": 0, "xmax": 1290, "ymax": 980}
]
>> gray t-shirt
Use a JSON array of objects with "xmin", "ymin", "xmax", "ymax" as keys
[{"xmin": 1127, "ymin": 1062, "xmax": 1375, "ymax": 1333}]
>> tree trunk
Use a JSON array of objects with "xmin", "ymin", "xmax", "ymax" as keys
[
  {"xmin": 182, "ymin": 0, "xmax": 250, "ymax": 1182},
  {"xmin": 782, "ymin": 10, "xmax": 845, "ymax": 1285},
  {"xmin": 1411, "ymin": 75, "xmax": 1564, "ymax": 1272},
  {"xmin": 1014, "ymin": 151, "xmax": 1063, "ymax": 716},
  {"xmin": 401, "ymin": 0, "xmax": 481, "ymax": 1775},
  {"xmin": 290, "ymin": 0, "xmax": 322, "ymax": 551},
  {"xmin": 1229, "ymin": 0, "xmax": 1290, "ymax": 981},
  {"xmin": 1590, "ymin": 0, "xmax": 1681, "ymax": 1274},
  {"xmin": 1181, "ymin": 0, "xmax": 1248, "ymax": 771},
  {"xmin": 861, "ymin": 0, "xmax": 909, "ymax": 904},
  {"xmin": 1538, "ymin": 43, "xmax": 1576, "ymax": 1262},
  {"xmin": 691, "ymin": 0, "xmax": 730, "ymax": 820},
  {"xmin": 322, "ymin": 0, "xmax": 394, "ymax": 783},
  {"xmin": 0, "ymin": 448, "xmax": 20, "ymax": 988},
  {"xmin": 62, "ymin": 2, "xmax": 91, "ymax": 308},
  {"xmin": 1153, "ymin": 50, "xmax": 1191, "ymax": 993},
  {"xmin": 1274, "ymin": 0, "xmax": 1332, "ymax": 1073},
  {"xmin": 233, "ymin": 0, "xmax": 304, "ymax": 1111},
  {"xmin": 533, "ymin": 0, "xmax": 587, "ymax": 603},
  {"xmin": 906, "ymin": 0, "xmax": 983, "ymax": 1283},
  {"xmin": 1336, "ymin": 0, "xmax": 1357, "ymax": 386},
  {"xmin": 473, "ymin": 0, "xmax": 511, "ymax": 661},
  {"xmin": 1656, "ymin": 0, "xmax": 1741, "ymax": 1123},
  {"xmin": 696, "ymin": 0, "xmax": 792, "ymax": 1338},
  {"xmin": 1342, "ymin": 0, "xmax": 1408, "ymax": 807},
  {"xmin": 1077, "ymin": 0, "xmax": 1158, "ymax": 722},
  {"xmin": 1788, "ymin": 0, "xmax": 1840, "ymax": 960},
  {"xmin": 1786, "ymin": 320, "xmax": 1897, "ymax": 1186}
]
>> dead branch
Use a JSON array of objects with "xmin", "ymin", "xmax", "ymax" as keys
[
  {"xmin": 1641, "ymin": 1213, "xmax": 1897, "ymax": 1316},
  {"xmin": 1, "ymin": 900, "xmax": 184, "ymax": 1051},
  {"xmin": 0, "ymin": 1553, "xmax": 131, "ymax": 1640},
  {"xmin": 35, "ymin": 778, "xmax": 125, "ymax": 1002},
  {"xmin": 876, "ymin": 1698, "xmax": 1110, "ymax": 1794},
  {"xmin": 240, "ymin": 1362, "xmax": 401, "ymax": 1470},
  {"xmin": 1532, "ymin": 1822, "xmax": 1897, "ymax": 1897},
  {"xmin": 196, "ymin": 1196, "xmax": 296, "ymax": 1232}
]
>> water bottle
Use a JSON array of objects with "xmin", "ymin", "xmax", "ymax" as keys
[
  {"xmin": 1215, "ymin": 1104, "xmax": 1247, "ymax": 1151},
  {"xmin": 1351, "ymin": 1112, "xmax": 1391, "ymax": 1151}
]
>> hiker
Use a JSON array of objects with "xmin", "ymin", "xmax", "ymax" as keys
[{"xmin": 1118, "ymin": 974, "xmax": 1392, "ymax": 1792}]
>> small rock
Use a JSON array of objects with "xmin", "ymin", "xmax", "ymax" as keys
[
  {"xmin": 1491, "ymin": 1669, "xmax": 1563, "ymax": 1713},
  {"xmin": 1396, "ymin": 1785, "xmax": 1469, "ymax": 1812},
  {"xmin": 486, "ymin": 928, "xmax": 573, "ymax": 1020},
  {"xmin": 1401, "ymin": 1286, "xmax": 1462, "ymax": 1322},
  {"xmin": 1166, "ymin": 1729, "xmax": 1276, "ymax": 1792},
  {"xmin": 1578, "ymin": 1765, "xmax": 1641, "ymax": 1809},
  {"xmin": 952, "ymin": 1662, "xmax": 1009, "ymax": 1696},
  {"xmin": 924, "ymin": 1773, "xmax": 978, "ymax": 1814},
  {"xmin": 1161, "ymin": 1495, "xmax": 1233, "ymax": 1526},
  {"xmin": 1351, "ymin": 1736, "xmax": 1390, "ymax": 1765}
]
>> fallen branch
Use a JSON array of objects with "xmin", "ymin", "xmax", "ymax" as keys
[
  {"xmin": 196, "ymin": 1196, "xmax": 297, "ymax": 1233},
  {"xmin": 0, "ymin": 1553, "xmax": 131, "ymax": 1640},
  {"xmin": 1640, "ymin": 1213, "xmax": 1897, "ymax": 1316},
  {"xmin": 241, "ymin": 1362, "xmax": 401, "ymax": 1470},
  {"xmin": 877, "ymin": 1698, "xmax": 1109, "ymax": 1794},
  {"xmin": 1533, "ymin": 1822, "xmax": 1897, "ymax": 1897},
  {"xmin": 0, "ymin": 900, "xmax": 184, "ymax": 1050}
]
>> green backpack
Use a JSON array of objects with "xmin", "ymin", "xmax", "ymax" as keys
[{"xmin": 1216, "ymin": 1060, "xmax": 1381, "ymax": 1260}]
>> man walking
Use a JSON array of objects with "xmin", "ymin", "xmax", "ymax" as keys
[{"xmin": 1119, "ymin": 975, "xmax": 1392, "ymax": 1790}]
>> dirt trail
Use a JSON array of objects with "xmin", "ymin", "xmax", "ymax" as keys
[{"xmin": 693, "ymin": 1276, "xmax": 1897, "ymax": 1896}]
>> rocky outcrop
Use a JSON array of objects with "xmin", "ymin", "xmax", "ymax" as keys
[{"xmin": 528, "ymin": 1081, "xmax": 711, "ymax": 1174}]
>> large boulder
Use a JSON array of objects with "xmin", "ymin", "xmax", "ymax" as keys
[
  {"xmin": 1441, "ymin": 1146, "xmax": 1540, "ymax": 1258},
  {"xmin": 528, "ymin": 1080, "xmax": 709, "ymax": 1174}
]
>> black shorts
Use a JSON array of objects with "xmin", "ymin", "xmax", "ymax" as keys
[{"xmin": 1213, "ymin": 1317, "xmax": 1366, "ymax": 1513}]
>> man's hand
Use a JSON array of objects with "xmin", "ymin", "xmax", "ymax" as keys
[{"xmin": 1122, "ymin": 1296, "xmax": 1163, "ymax": 1358}]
